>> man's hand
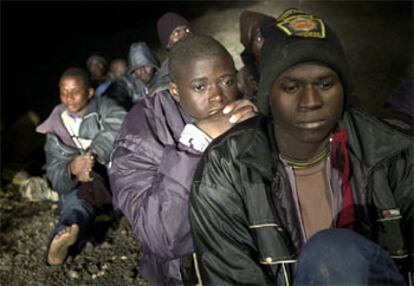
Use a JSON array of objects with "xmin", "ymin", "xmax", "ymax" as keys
[
  {"xmin": 77, "ymin": 168, "xmax": 94, "ymax": 183},
  {"xmin": 197, "ymin": 99, "xmax": 258, "ymax": 139},
  {"xmin": 69, "ymin": 152, "xmax": 95, "ymax": 182}
]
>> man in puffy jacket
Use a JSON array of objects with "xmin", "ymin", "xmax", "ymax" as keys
[
  {"xmin": 109, "ymin": 35, "xmax": 257, "ymax": 285},
  {"xmin": 36, "ymin": 67, "xmax": 126, "ymax": 265},
  {"xmin": 105, "ymin": 42, "xmax": 159, "ymax": 110},
  {"xmin": 190, "ymin": 9, "xmax": 412, "ymax": 285}
]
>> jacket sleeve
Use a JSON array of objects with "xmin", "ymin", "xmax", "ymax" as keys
[
  {"xmin": 89, "ymin": 98, "xmax": 126, "ymax": 165},
  {"xmin": 190, "ymin": 149, "xmax": 273, "ymax": 285},
  {"xmin": 109, "ymin": 135, "xmax": 202, "ymax": 260},
  {"xmin": 44, "ymin": 134, "xmax": 79, "ymax": 195},
  {"xmin": 388, "ymin": 148, "xmax": 413, "ymax": 253}
]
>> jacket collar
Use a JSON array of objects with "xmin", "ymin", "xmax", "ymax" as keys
[
  {"xmin": 237, "ymin": 108, "xmax": 412, "ymax": 180},
  {"xmin": 338, "ymin": 108, "xmax": 412, "ymax": 170},
  {"xmin": 36, "ymin": 98, "xmax": 99, "ymax": 148},
  {"xmin": 237, "ymin": 115, "xmax": 276, "ymax": 181}
]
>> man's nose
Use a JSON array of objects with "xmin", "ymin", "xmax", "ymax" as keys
[
  {"xmin": 66, "ymin": 92, "xmax": 76, "ymax": 101},
  {"xmin": 300, "ymin": 85, "xmax": 323, "ymax": 110},
  {"xmin": 208, "ymin": 84, "xmax": 224, "ymax": 103}
]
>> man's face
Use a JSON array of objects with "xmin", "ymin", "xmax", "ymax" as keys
[
  {"xmin": 270, "ymin": 62, "xmax": 344, "ymax": 145},
  {"xmin": 87, "ymin": 57, "xmax": 106, "ymax": 78},
  {"xmin": 109, "ymin": 60, "xmax": 127, "ymax": 81},
  {"xmin": 167, "ymin": 25, "xmax": 192, "ymax": 49},
  {"xmin": 59, "ymin": 76, "xmax": 93, "ymax": 116},
  {"xmin": 170, "ymin": 54, "xmax": 238, "ymax": 121},
  {"xmin": 133, "ymin": 65, "xmax": 155, "ymax": 84}
]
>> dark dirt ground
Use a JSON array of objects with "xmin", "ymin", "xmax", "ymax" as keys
[{"xmin": 0, "ymin": 183, "xmax": 148, "ymax": 286}]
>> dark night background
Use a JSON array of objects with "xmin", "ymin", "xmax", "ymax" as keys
[
  {"xmin": 1, "ymin": 1, "xmax": 413, "ymax": 128},
  {"xmin": 2, "ymin": 1, "xmax": 249, "ymax": 127}
]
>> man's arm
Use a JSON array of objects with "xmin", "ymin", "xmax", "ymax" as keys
[
  {"xmin": 45, "ymin": 134, "xmax": 79, "ymax": 195},
  {"xmin": 109, "ymin": 137, "xmax": 202, "ymax": 260},
  {"xmin": 89, "ymin": 97, "xmax": 126, "ymax": 164},
  {"xmin": 190, "ymin": 149, "xmax": 272, "ymax": 285},
  {"xmin": 388, "ymin": 149, "xmax": 413, "ymax": 253}
]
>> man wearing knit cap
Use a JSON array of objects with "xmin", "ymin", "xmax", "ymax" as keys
[
  {"xmin": 237, "ymin": 11, "xmax": 276, "ymax": 100},
  {"xmin": 154, "ymin": 12, "xmax": 192, "ymax": 94},
  {"xmin": 190, "ymin": 9, "xmax": 412, "ymax": 285},
  {"xmin": 157, "ymin": 12, "xmax": 191, "ymax": 50}
]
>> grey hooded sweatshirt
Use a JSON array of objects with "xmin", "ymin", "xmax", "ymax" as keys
[{"xmin": 105, "ymin": 42, "xmax": 160, "ymax": 111}]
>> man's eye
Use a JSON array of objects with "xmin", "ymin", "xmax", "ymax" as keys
[
  {"xmin": 193, "ymin": 84, "xmax": 206, "ymax": 92},
  {"xmin": 284, "ymin": 83, "xmax": 299, "ymax": 93},
  {"xmin": 319, "ymin": 80, "xmax": 334, "ymax": 90},
  {"xmin": 221, "ymin": 78, "xmax": 235, "ymax": 86}
]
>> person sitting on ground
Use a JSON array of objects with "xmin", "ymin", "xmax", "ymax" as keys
[
  {"xmin": 104, "ymin": 42, "xmax": 159, "ymax": 111},
  {"xmin": 94, "ymin": 58, "xmax": 128, "ymax": 99},
  {"xmin": 154, "ymin": 12, "xmax": 192, "ymax": 94},
  {"xmin": 109, "ymin": 35, "xmax": 258, "ymax": 285},
  {"xmin": 190, "ymin": 9, "xmax": 413, "ymax": 285},
  {"xmin": 36, "ymin": 67, "xmax": 126, "ymax": 266},
  {"xmin": 237, "ymin": 10, "xmax": 276, "ymax": 100},
  {"xmin": 86, "ymin": 52, "xmax": 108, "ymax": 89},
  {"xmin": 108, "ymin": 58, "xmax": 128, "ymax": 81}
]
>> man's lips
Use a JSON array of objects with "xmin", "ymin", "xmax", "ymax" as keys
[
  {"xmin": 208, "ymin": 105, "xmax": 225, "ymax": 116},
  {"xmin": 296, "ymin": 119, "xmax": 327, "ymax": 128}
]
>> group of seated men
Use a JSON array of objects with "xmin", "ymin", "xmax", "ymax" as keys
[{"xmin": 36, "ymin": 8, "xmax": 412, "ymax": 286}]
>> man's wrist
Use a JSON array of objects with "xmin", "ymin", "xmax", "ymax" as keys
[{"xmin": 179, "ymin": 124, "xmax": 212, "ymax": 152}]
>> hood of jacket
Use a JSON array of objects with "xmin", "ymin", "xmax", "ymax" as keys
[
  {"xmin": 128, "ymin": 42, "xmax": 160, "ymax": 75},
  {"xmin": 36, "ymin": 98, "xmax": 100, "ymax": 147}
]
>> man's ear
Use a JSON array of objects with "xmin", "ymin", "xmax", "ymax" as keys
[
  {"xmin": 168, "ymin": 82, "xmax": 180, "ymax": 103},
  {"xmin": 88, "ymin": 88, "xmax": 94, "ymax": 99}
]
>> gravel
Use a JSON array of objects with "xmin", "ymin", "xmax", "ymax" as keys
[{"xmin": 0, "ymin": 184, "xmax": 149, "ymax": 286}]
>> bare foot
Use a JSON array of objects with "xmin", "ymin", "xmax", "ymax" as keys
[
  {"xmin": 118, "ymin": 216, "xmax": 131, "ymax": 239},
  {"xmin": 47, "ymin": 224, "xmax": 79, "ymax": 265}
]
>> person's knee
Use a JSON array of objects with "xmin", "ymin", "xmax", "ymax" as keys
[
  {"xmin": 303, "ymin": 229, "xmax": 365, "ymax": 258},
  {"xmin": 297, "ymin": 229, "xmax": 376, "ymax": 273}
]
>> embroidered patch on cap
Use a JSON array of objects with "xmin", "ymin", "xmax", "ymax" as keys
[{"xmin": 277, "ymin": 14, "xmax": 326, "ymax": 39}]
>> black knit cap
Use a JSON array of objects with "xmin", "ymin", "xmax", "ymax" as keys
[{"xmin": 257, "ymin": 9, "xmax": 352, "ymax": 116}]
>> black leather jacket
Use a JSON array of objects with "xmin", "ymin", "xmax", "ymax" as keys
[{"xmin": 190, "ymin": 108, "xmax": 413, "ymax": 285}]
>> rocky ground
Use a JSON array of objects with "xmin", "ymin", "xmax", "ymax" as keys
[{"xmin": 0, "ymin": 182, "xmax": 148, "ymax": 286}]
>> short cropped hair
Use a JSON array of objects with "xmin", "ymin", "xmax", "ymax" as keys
[
  {"xmin": 60, "ymin": 67, "xmax": 91, "ymax": 89},
  {"xmin": 86, "ymin": 53, "xmax": 108, "ymax": 68},
  {"xmin": 169, "ymin": 35, "xmax": 235, "ymax": 83}
]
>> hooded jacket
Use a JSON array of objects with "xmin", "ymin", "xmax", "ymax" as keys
[
  {"xmin": 36, "ymin": 97, "xmax": 126, "ymax": 195},
  {"xmin": 238, "ymin": 11, "xmax": 276, "ymax": 100},
  {"xmin": 105, "ymin": 42, "xmax": 160, "ymax": 111},
  {"xmin": 109, "ymin": 91, "xmax": 202, "ymax": 285},
  {"xmin": 190, "ymin": 109, "xmax": 413, "ymax": 285}
]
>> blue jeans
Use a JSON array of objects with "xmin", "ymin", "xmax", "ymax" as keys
[
  {"xmin": 295, "ymin": 229, "xmax": 406, "ymax": 286},
  {"xmin": 47, "ymin": 189, "xmax": 96, "ymax": 257}
]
